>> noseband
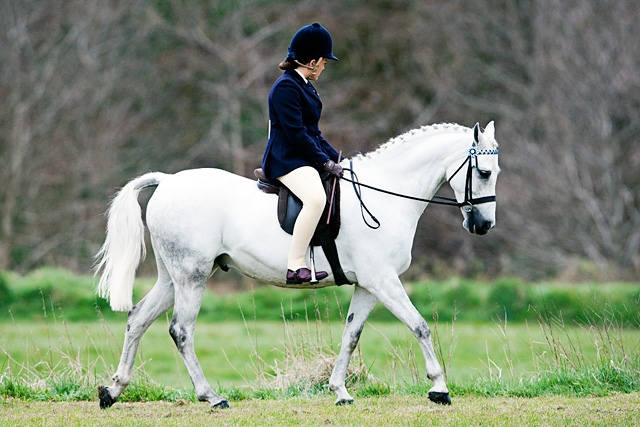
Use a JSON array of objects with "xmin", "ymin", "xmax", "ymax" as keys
[{"xmin": 342, "ymin": 141, "xmax": 499, "ymax": 229}]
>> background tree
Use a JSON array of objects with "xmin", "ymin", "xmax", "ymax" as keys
[{"xmin": 1, "ymin": 0, "xmax": 638, "ymax": 283}]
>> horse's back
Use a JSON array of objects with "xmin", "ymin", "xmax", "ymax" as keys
[
  {"xmin": 145, "ymin": 168, "xmax": 280, "ymax": 262},
  {"xmin": 149, "ymin": 168, "xmax": 263, "ymax": 208},
  {"xmin": 159, "ymin": 168, "xmax": 252, "ymax": 192}
]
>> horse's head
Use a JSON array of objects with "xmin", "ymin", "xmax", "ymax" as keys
[{"xmin": 447, "ymin": 121, "xmax": 500, "ymax": 235}]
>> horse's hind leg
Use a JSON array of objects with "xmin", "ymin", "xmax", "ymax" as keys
[
  {"xmin": 329, "ymin": 285, "xmax": 378, "ymax": 405},
  {"xmin": 169, "ymin": 269, "xmax": 229, "ymax": 409},
  {"xmin": 99, "ymin": 260, "xmax": 175, "ymax": 409}
]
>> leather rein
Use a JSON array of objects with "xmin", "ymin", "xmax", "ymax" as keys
[{"xmin": 341, "ymin": 145, "xmax": 499, "ymax": 229}]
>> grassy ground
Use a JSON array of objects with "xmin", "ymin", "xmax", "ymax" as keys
[
  {"xmin": 2, "ymin": 316, "xmax": 639, "ymax": 404},
  {"xmin": 1, "ymin": 394, "xmax": 639, "ymax": 427},
  {"xmin": 4, "ymin": 318, "xmax": 638, "ymax": 390},
  {"xmin": 1, "ymin": 269, "xmax": 640, "ymax": 425}
]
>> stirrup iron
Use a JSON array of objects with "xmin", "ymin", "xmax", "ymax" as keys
[{"xmin": 309, "ymin": 246, "xmax": 318, "ymax": 284}]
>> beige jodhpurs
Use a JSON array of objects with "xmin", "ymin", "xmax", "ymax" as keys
[{"xmin": 278, "ymin": 166, "xmax": 326, "ymax": 271}]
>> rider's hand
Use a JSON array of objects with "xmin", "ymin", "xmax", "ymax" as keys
[{"xmin": 323, "ymin": 159, "xmax": 343, "ymax": 178}]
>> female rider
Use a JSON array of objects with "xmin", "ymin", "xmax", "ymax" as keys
[{"xmin": 261, "ymin": 23, "xmax": 343, "ymax": 285}]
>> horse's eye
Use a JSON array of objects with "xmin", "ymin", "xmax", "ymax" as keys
[{"xmin": 478, "ymin": 169, "xmax": 492, "ymax": 179}]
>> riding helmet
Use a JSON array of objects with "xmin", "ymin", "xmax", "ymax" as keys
[{"xmin": 286, "ymin": 22, "xmax": 339, "ymax": 62}]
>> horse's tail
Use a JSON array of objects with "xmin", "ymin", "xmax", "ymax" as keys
[{"xmin": 94, "ymin": 172, "xmax": 167, "ymax": 312}]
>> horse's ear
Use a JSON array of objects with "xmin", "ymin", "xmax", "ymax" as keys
[
  {"xmin": 484, "ymin": 121, "xmax": 495, "ymax": 139},
  {"xmin": 473, "ymin": 123, "xmax": 480, "ymax": 143}
]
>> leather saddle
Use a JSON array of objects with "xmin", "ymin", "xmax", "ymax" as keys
[{"xmin": 254, "ymin": 168, "xmax": 351, "ymax": 285}]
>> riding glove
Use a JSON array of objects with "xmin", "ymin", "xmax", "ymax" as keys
[{"xmin": 323, "ymin": 159, "xmax": 343, "ymax": 177}]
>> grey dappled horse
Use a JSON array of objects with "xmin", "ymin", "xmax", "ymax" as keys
[{"xmin": 95, "ymin": 122, "xmax": 500, "ymax": 409}]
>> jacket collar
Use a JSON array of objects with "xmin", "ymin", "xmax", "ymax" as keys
[
  {"xmin": 284, "ymin": 69, "xmax": 320, "ymax": 99},
  {"xmin": 293, "ymin": 68, "xmax": 308, "ymax": 83}
]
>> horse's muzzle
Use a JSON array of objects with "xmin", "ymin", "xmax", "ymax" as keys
[{"xmin": 463, "ymin": 210, "xmax": 494, "ymax": 235}]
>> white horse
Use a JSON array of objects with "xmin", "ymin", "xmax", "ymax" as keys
[{"xmin": 95, "ymin": 121, "xmax": 500, "ymax": 409}]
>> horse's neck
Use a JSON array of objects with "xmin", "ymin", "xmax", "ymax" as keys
[{"xmin": 351, "ymin": 127, "xmax": 470, "ymax": 201}]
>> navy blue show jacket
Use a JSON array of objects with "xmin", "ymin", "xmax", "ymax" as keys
[{"xmin": 261, "ymin": 70, "xmax": 340, "ymax": 180}]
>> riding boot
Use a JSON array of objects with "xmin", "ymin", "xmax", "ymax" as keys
[{"xmin": 286, "ymin": 268, "xmax": 328, "ymax": 285}]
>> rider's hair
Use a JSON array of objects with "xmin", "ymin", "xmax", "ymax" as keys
[{"xmin": 278, "ymin": 58, "xmax": 297, "ymax": 70}]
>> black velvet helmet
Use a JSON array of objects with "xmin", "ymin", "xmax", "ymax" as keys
[{"xmin": 286, "ymin": 22, "xmax": 339, "ymax": 63}]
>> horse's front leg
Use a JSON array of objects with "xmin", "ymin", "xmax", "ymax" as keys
[
  {"xmin": 169, "ymin": 274, "xmax": 229, "ymax": 409},
  {"xmin": 362, "ymin": 273, "xmax": 451, "ymax": 405},
  {"xmin": 329, "ymin": 285, "xmax": 378, "ymax": 405}
]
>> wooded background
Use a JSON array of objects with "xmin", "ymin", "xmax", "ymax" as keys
[{"xmin": 1, "ymin": 0, "xmax": 639, "ymax": 283}]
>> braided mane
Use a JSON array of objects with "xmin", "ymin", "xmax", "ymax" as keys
[{"xmin": 356, "ymin": 123, "xmax": 471, "ymax": 160}]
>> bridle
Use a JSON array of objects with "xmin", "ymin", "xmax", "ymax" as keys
[
  {"xmin": 449, "ymin": 144, "xmax": 499, "ymax": 212},
  {"xmin": 341, "ymin": 141, "xmax": 499, "ymax": 229}
]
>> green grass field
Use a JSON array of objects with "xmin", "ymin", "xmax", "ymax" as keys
[
  {"xmin": 1, "ymin": 268, "xmax": 640, "ymax": 427},
  {"xmin": 2, "ymin": 316, "xmax": 639, "ymax": 391}
]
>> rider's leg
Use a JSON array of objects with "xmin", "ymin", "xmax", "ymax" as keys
[{"xmin": 278, "ymin": 166, "xmax": 326, "ymax": 273}]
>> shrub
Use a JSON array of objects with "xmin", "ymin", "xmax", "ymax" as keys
[
  {"xmin": 0, "ymin": 271, "xmax": 13, "ymax": 308},
  {"xmin": 488, "ymin": 278, "xmax": 533, "ymax": 322}
]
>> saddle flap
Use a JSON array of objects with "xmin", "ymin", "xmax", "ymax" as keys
[
  {"xmin": 261, "ymin": 171, "xmax": 348, "ymax": 285},
  {"xmin": 278, "ymin": 176, "xmax": 341, "ymax": 240},
  {"xmin": 255, "ymin": 167, "xmax": 341, "ymax": 240},
  {"xmin": 278, "ymin": 190, "xmax": 301, "ymax": 235}
]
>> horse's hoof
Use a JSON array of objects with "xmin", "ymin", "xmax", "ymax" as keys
[
  {"xmin": 98, "ymin": 385, "xmax": 117, "ymax": 409},
  {"xmin": 212, "ymin": 399, "xmax": 231, "ymax": 410},
  {"xmin": 428, "ymin": 391, "xmax": 451, "ymax": 405},
  {"xmin": 335, "ymin": 398, "xmax": 354, "ymax": 406}
]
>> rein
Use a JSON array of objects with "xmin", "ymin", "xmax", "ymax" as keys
[{"xmin": 341, "ymin": 145, "xmax": 498, "ymax": 229}]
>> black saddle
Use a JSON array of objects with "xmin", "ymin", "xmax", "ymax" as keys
[{"xmin": 254, "ymin": 168, "xmax": 351, "ymax": 285}]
